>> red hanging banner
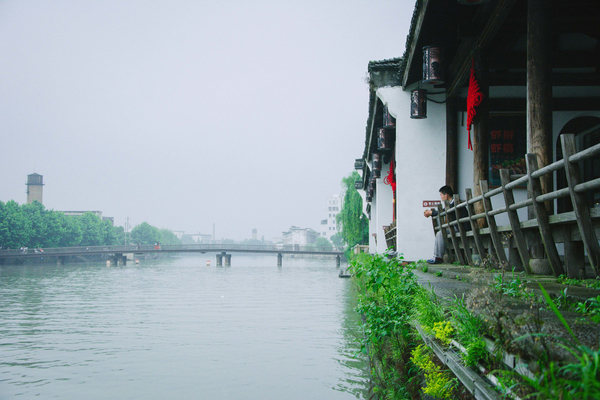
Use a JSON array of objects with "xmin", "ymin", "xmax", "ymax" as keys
[{"xmin": 466, "ymin": 58, "xmax": 484, "ymax": 151}]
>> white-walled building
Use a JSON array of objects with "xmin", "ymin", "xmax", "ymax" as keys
[
  {"xmin": 319, "ymin": 194, "xmax": 341, "ymax": 240},
  {"xmin": 282, "ymin": 226, "xmax": 318, "ymax": 247},
  {"xmin": 356, "ymin": 0, "xmax": 600, "ymax": 277}
]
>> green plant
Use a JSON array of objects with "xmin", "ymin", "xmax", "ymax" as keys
[
  {"xmin": 410, "ymin": 344, "xmax": 456, "ymax": 399},
  {"xmin": 557, "ymin": 274, "xmax": 600, "ymax": 290},
  {"xmin": 433, "ymin": 321, "xmax": 453, "ymax": 345},
  {"xmin": 450, "ymin": 296, "xmax": 491, "ymax": 368},
  {"xmin": 511, "ymin": 284, "xmax": 600, "ymax": 399},
  {"xmin": 411, "ymin": 288, "xmax": 445, "ymax": 335},
  {"xmin": 575, "ymin": 295, "xmax": 600, "ymax": 323},
  {"xmin": 492, "ymin": 268, "xmax": 534, "ymax": 299},
  {"xmin": 435, "ymin": 270, "xmax": 443, "ymax": 277}
]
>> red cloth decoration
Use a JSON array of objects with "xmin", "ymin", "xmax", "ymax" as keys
[
  {"xmin": 466, "ymin": 58, "xmax": 484, "ymax": 151},
  {"xmin": 384, "ymin": 154, "xmax": 396, "ymax": 192}
]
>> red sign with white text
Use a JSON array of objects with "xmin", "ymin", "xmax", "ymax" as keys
[{"xmin": 423, "ymin": 200, "xmax": 441, "ymax": 208}]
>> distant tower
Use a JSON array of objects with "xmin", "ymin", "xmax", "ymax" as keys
[
  {"xmin": 252, "ymin": 228, "xmax": 257, "ymax": 240},
  {"xmin": 26, "ymin": 173, "xmax": 44, "ymax": 204}
]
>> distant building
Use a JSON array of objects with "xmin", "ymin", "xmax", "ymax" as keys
[
  {"xmin": 173, "ymin": 231, "xmax": 185, "ymax": 240},
  {"xmin": 319, "ymin": 194, "xmax": 341, "ymax": 240},
  {"xmin": 190, "ymin": 233, "xmax": 212, "ymax": 243},
  {"xmin": 282, "ymin": 226, "xmax": 318, "ymax": 246},
  {"xmin": 252, "ymin": 228, "xmax": 257, "ymax": 240},
  {"xmin": 26, "ymin": 173, "xmax": 44, "ymax": 204}
]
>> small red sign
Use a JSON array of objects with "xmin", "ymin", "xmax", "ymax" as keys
[{"xmin": 423, "ymin": 200, "xmax": 441, "ymax": 208}]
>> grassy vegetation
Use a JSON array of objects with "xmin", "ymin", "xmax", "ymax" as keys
[{"xmin": 350, "ymin": 253, "xmax": 600, "ymax": 400}]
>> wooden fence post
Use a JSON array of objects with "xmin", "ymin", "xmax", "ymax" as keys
[
  {"xmin": 500, "ymin": 169, "xmax": 532, "ymax": 274},
  {"xmin": 454, "ymin": 195, "xmax": 473, "ymax": 266},
  {"xmin": 525, "ymin": 153, "xmax": 564, "ymax": 276},
  {"xmin": 445, "ymin": 199, "xmax": 466, "ymax": 265},
  {"xmin": 560, "ymin": 134, "xmax": 600, "ymax": 276},
  {"xmin": 480, "ymin": 180, "xmax": 508, "ymax": 266},
  {"xmin": 465, "ymin": 188, "xmax": 486, "ymax": 259}
]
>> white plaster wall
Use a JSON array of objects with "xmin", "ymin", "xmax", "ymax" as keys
[
  {"xmin": 369, "ymin": 196, "xmax": 377, "ymax": 253},
  {"xmin": 375, "ymin": 160, "xmax": 394, "ymax": 253},
  {"xmin": 378, "ymin": 87, "xmax": 447, "ymax": 261}
]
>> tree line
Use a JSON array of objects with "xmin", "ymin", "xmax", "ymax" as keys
[{"xmin": 0, "ymin": 200, "xmax": 181, "ymax": 249}]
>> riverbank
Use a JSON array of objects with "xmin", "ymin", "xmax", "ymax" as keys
[{"xmin": 349, "ymin": 254, "xmax": 600, "ymax": 399}]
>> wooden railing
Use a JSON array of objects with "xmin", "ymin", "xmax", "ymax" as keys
[{"xmin": 432, "ymin": 134, "xmax": 600, "ymax": 278}]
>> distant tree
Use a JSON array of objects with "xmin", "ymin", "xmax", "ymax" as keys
[
  {"xmin": 0, "ymin": 200, "xmax": 30, "ymax": 248},
  {"xmin": 112, "ymin": 225, "xmax": 126, "ymax": 245},
  {"xmin": 314, "ymin": 237, "xmax": 333, "ymax": 250},
  {"xmin": 78, "ymin": 212, "xmax": 105, "ymax": 246},
  {"xmin": 43, "ymin": 210, "xmax": 66, "ymax": 248},
  {"xmin": 159, "ymin": 229, "xmax": 181, "ymax": 245},
  {"xmin": 330, "ymin": 233, "xmax": 344, "ymax": 249},
  {"xmin": 130, "ymin": 222, "xmax": 161, "ymax": 245},
  {"xmin": 22, "ymin": 201, "xmax": 48, "ymax": 248},
  {"xmin": 58, "ymin": 213, "xmax": 83, "ymax": 247},
  {"xmin": 100, "ymin": 219, "xmax": 118, "ymax": 245},
  {"xmin": 336, "ymin": 171, "xmax": 369, "ymax": 251},
  {"xmin": 180, "ymin": 234, "xmax": 196, "ymax": 244}
]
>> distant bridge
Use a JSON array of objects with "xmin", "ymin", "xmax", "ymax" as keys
[{"xmin": 0, "ymin": 244, "xmax": 346, "ymax": 267}]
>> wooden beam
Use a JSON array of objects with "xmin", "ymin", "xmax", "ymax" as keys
[
  {"xmin": 456, "ymin": 98, "xmax": 600, "ymax": 112},
  {"xmin": 447, "ymin": 0, "xmax": 518, "ymax": 98},
  {"xmin": 401, "ymin": 0, "xmax": 431, "ymax": 89},
  {"xmin": 446, "ymin": 97, "xmax": 458, "ymax": 190}
]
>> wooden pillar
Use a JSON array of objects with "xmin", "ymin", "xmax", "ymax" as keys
[
  {"xmin": 446, "ymin": 97, "xmax": 458, "ymax": 191},
  {"xmin": 473, "ymin": 54, "xmax": 489, "ymax": 227},
  {"xmin": 527, "ymin": 0, "xmax": 553, "ymax": 214},
  {"xmin": 336, "ymin": 255, "xmax": 341, "ymax": 267},
  {"xmin": 224, "ymin": 254, "xmax": 231, "ymax": 266},
  {"xmin": 277, "ymin": 253, "xmax": 283, "ymax": 267},
  {"xmin": 216, "ymin": 253, "xmax": 223, "ymax": 266}
]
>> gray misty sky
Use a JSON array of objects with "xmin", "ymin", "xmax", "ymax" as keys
[{"xmin": 0, "ymin": 0, "xmax": 414, "ymax": 241}]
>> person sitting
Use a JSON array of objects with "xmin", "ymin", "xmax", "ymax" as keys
[{"xmin": 423, "ymin": 185, "xmax": 458, "ymax": 264}]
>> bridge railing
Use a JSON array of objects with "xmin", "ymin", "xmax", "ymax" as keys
[{"xmin": 0, "ymin": 243, "xmax": 345, "ymax": 256}]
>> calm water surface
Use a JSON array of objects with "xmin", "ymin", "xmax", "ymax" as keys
[{"xmin": 0, "ymin": 254, "xmax": 368, "ymax": 399}]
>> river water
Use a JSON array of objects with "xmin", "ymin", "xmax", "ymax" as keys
[{"xmin": 0, "ymin": 254, "xmax": 368, "ymax": 399}]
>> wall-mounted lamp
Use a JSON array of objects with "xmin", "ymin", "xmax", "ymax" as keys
[
  {"xmin": 354, "ymin": 180, "xmax": 363, "ymax": 190},
  {"xmin": 382, "ymin": 105, "xmax": 396, "ymax": 129},
  {"xmin": 354, "ymin": 159, "xmax": 365, "ymax": 170},
  {"xmin": 422, "ymin": 46, "xmax": 443, "ymax": 85},
  {"xmin": 410, "ymin": 89, "xmax": 428, "ymax": 119},
  {"xmin": 377, "ymin": 128, "xmax": 393, "ymax": 152},
  {"xmin": 372, "ymin": 153, "xmax": 382, "ymax": 178}
]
